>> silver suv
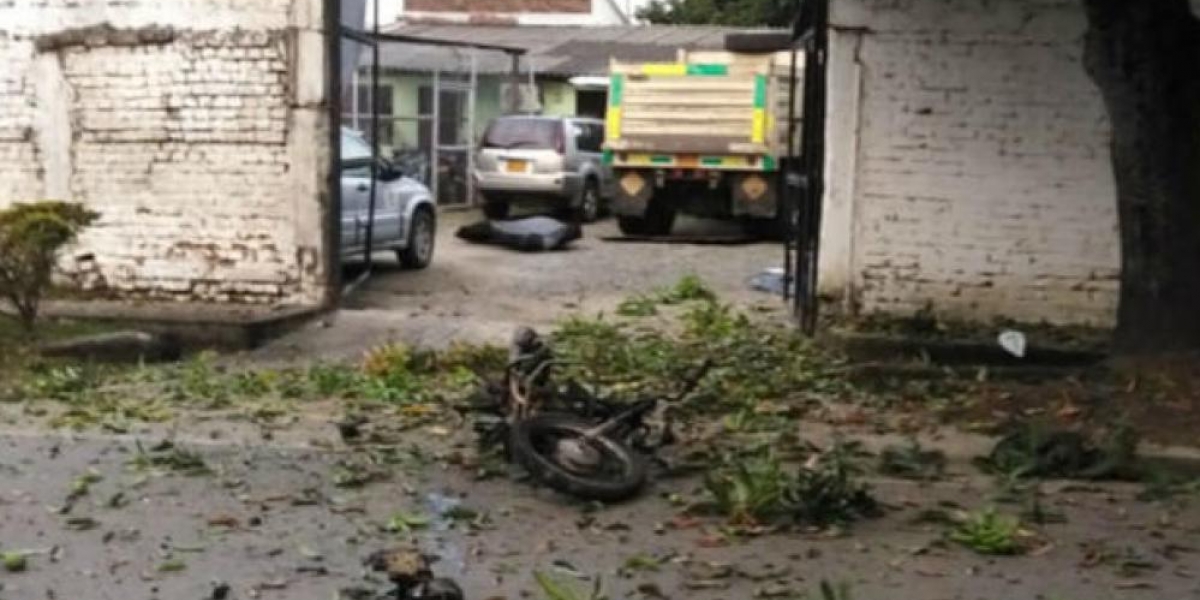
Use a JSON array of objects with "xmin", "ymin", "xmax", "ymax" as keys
[
  {"xmin": 341, "ymin": 128, "xmax": 436, "ymax": 269},
  {"xmin": 474, "ymin": 116, "xmax": 613, "ymax": 222}
]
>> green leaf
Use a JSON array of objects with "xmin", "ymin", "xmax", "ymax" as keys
[
  {"xmin": 534, "ymin": 570, "xmax": 587, "ymax": 600},
  {"xmin": 386, "ymin": 511, "xmax": 430, "ymax": 534},
  {"xmin": 2, "ymin": 551, "xmax": 27, "ymax": 572},
  {"xmin": 157, "ymin": 558, "xmax": 187, "ymax": 573}
]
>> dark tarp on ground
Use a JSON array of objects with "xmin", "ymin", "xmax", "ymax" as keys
[{"xmin": 456, "ymin": 217, "xmax": 582, "ymax": 251}]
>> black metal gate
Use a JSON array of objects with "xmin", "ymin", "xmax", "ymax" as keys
[{"xmin": 782, "ymin": 0, "xmax": 830, "ymax": 334}]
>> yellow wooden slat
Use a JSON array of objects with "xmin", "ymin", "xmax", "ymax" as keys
[
  {"xmin": 641, "ymin": 63, "xmax": 688, "ymax": 76},
  {"xmin": 751, "ymin": 109, "xmax": 766, "ymax": 144},
  {"xmin": 606, "ymin": 107, "xmax": 622, "ymax": 140}
]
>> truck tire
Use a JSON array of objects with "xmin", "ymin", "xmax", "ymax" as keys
[
  {"xmin": 618, "ymin": 200, "xmax": 675, "ymax": 236},
  {"xmin": 725, "ymin": 32, "xmax": 795, "ymax": 53},
  {"xmin": 645, "ymin": 202, "xmax": 676, "ymax": 236},
  {"xmin": 618, "ymin": 215, "xmax": 649, "ymax": 235}
]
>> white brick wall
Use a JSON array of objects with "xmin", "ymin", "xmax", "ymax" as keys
[
  {"xmin": 0, "ymin": 35, "xmax": 41, "ymax": 202},
  {"xmin": 0, "ymin": 0, "xmax": 330, "ymax": 306},
  {"xmin": 824, "ymin": 0, "xmax": 1120, "ymax": 326}
]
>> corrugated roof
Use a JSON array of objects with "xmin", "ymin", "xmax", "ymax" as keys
[{"xmin": 370, "ymin": 24, "xmax": 785, "ymax": 77}]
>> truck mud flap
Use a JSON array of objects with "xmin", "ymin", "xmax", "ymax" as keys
[
  {"xmin": 731, "ymin": 172, "xmax": 778, "ymax": 218},
  {"xmin": 612, "ymin": 170, "xmax": 654, "ymax": 216}
]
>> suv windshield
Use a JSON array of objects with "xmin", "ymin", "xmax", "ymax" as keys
[
  {"xmin": 341, "ymin": 128, "xmax": 373, "ymax": 162},
  {"xmin": 482, "ymin": 119, "xmax": 559, "ymax": 150}
]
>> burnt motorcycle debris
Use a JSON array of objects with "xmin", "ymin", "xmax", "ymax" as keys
[
  {"xmin": 352, "ymin": 546, "xmax": 464, "ymax": 600},
  {"xmin": 470, "ymin": 327, "xmax": 710, "ymax": 502}
]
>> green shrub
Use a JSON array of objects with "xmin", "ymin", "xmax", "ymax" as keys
[{"xmin": 0, "ymin": 201, "xmax": 98, "ymax": 332}]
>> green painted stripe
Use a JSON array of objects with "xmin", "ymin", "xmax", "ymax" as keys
[
  {"xmin": 753, "ymin": 75, "xmax": 768, "ymax": 109},
  {"xmin": 686, "ymin": 63, "xmax": 728, "ymax": 76},
  {"xmin": 700, "ymin": 157, "xmax": 724, "ymax": 167},
  {"xmin": 609, "ymin": 74, "xmax": 624, "ymax": 107},
  {"xmin": 762, "ymin": 155, "xmax": 778, "ymax": 171},
  {"xmin": 650, "ymin": 155, "xmax": 673, "ymax": 165},
  {"xmin": 602, "ymin": 149, "xmax": 614, "ymax": 165}
]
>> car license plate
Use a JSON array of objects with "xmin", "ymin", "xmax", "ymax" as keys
[{"xmin": 505, "ymin": 160, "xmax": 529, "ymax": 173}]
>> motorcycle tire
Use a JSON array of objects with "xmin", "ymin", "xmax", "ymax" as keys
[{"xmin": 509, "ymin": 413, "xmax": 648, "ymax": 503}]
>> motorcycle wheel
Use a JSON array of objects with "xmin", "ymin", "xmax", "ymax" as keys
[{"xmin": 509, "ymin": 413, "xmax": 648, "ymax": 503}]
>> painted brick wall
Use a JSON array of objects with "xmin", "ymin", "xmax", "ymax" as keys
[
  {"xmin": 0, "ymin": 35, "xmax": 41, "ymax": 202},
  {"xmin": 831, "ymin": 0, "xmax": 1120, "ymax": 326},
  {"xmin": 0, "ymin": 0, "xmax": 331, "ymax": 307},
  {"xmin": 408, "ymin": 0, "xmax": 591, "ymax": 12}
]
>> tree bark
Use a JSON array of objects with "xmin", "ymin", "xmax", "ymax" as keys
[{"xmin": 1083, "ymin": 0, "xmax": 1200, "ymax": 354}]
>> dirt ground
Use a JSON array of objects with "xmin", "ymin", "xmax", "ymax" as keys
[
  {"xmin": 6, "ymin": 211, "xmax": 1200, "ymax": 600},
  {"xmin": 2, "ymin": 424, "xmax": 1199, "ymax": 600},
  {"xmin": 257, "ymin": 209, "xmax": 785, "ymax": 362}
]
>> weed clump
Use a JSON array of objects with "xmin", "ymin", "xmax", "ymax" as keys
[
  {"xmin": 977, "ymin": 421, "xmax": 1141, "ymax": 480},
  {"xmin": 704, "ymin": 439, "xmax": 879, "ymax": 528},
  {"xmin": 950, "ymin": 508, "xmax": 1027, "ymax": 555}
]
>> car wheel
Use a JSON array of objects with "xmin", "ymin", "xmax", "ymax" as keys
[
  {"xmin": 578, "ymin": 181, "xmax": 601, "ymax": 223},
  {"xmin": 482, "ymin": 200, "xmax": 510, "ymax": 220},
  {"xmin": 398, "ymin": 206, "xmax": 435, "ymax": 270}
]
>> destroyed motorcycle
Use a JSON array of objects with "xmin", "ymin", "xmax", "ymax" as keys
[{"xmin": 472, "ymin": 327, "xmax": 709, "ymax": 502}]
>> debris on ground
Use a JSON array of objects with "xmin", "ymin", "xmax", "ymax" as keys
[
  {"xmin": 877, "ymin": 438, "xmax": 947, "ymax": 481},
  {"xmin": 748, "ymin": 267, "xmax": 786, "ymax": 296},
  {"xmin": 364, "ymin": 547, "xmax": 464, "ymax": 600},
  {"xmin": 2, "ymin": 550, "xmax": 28, "ymax": 572},
  {"xmin": 456, "ymin": 217, "xmax": 582, "ymax": 252},
  {"xmin": 975, "ymin": 421, "xmax": 1141, "ymax": 480}
]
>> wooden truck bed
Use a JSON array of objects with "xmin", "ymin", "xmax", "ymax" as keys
[{"xmin": 605, "ymin": 50, "xmax": 801, "ymax": 171}]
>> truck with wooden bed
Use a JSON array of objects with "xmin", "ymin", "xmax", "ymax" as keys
[{"xmin": 603, "ymin": 49, "xmax": 801, "ymax": 237}]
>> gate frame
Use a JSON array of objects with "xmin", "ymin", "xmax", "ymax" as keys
[{"xmin": 782, "ymin": 0, "xmax": 831, "ymax": 335}]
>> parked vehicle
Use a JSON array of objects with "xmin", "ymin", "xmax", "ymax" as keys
[
  {"xmin": 604, "ymin": 50, "xmax": 801, "ymax": 237},
  {"xmin": 473, "ymin": 116, "xmax": 613, "ymax": 223},
  {"xmin": 391, "ymin": 145, "xmax": 431, "ymax": 187},
  {"xmin": 341, "ymin": 128, "xmax": 436, "ymax": 269},
  {"xmin": 472, "ymin": 327, "xmax": 710, "ymax": 502}
]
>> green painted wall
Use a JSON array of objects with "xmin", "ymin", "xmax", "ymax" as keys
[
  {"xmin": 375, "ymin": 71, "xmax": 580, "ymax": 149},
  {"xmin": 474, "ymin": 78, "xmax": 502, "ymax": 139},
  {"xmin": 541, "ymin": 80, "xmax": 577, "ymax": 117},
  {"xmin": 378, "ymin": 73, "xmax": 424, "ymax": 151}
]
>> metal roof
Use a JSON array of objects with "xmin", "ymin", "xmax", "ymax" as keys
[{"xmin": 370, "ymin": 24, "xmax": 785, "ymax": 77}]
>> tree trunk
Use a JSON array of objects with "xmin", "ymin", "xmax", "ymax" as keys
[{"xmin": 1083, "ymin": 0, "xmax": 1200, "ymax": 354}]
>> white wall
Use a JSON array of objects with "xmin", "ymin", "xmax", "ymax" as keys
[
  {"xmin": 821, "ymin": 0, "xmax": 1119, "ymax": 326},
  {"xmin": 376, "ymin": 0, "xmax": 636, "ymax": 26},
  {"xmin": 0, "ymin": 0, "xmax": 332, "ymax": 307}
]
